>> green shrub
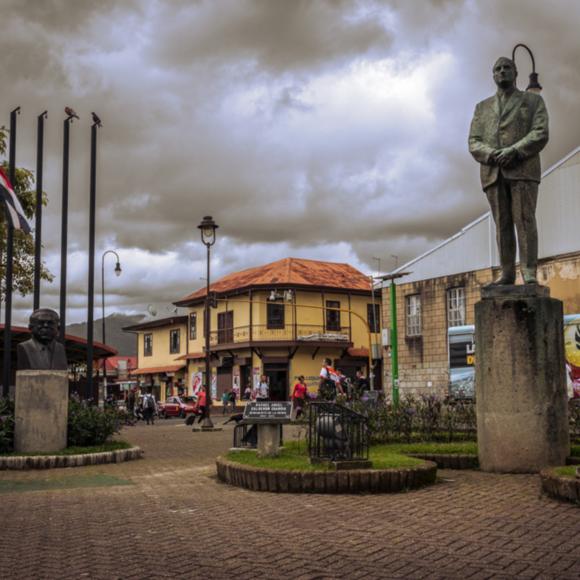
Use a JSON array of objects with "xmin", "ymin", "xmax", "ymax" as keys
[
  {"xmin": 67, "ymin": 400, "xmax": 122, "ymax": 447},
  {"xmin": 0, "ymin": 397, "xmax": 15, "ymax": 452}
]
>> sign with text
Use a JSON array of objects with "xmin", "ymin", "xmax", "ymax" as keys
[{"xmin": 243, "ymin": 401, "xmax": 293, "ymax": 423}]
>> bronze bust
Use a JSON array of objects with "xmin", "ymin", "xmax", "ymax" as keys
[{"xmin": 17, "ymin": 309, "xmax": 68, "ymax": 371}]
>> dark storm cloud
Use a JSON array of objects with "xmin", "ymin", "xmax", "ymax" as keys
[{"xmin": 1, "ymin": 0, "xmax": 579, "ymax": 324}]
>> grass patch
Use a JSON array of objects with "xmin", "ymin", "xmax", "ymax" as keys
[
  {"xmin": 0, "ymin": 440, "xmax": 132, "ymax": 457},
  {"xmin": 0, "ymin": 474, "xmax": 133, "ymax": 494},
  {"xmin": 376, "ymin": 441, "xmax": 478, "ymax": 455},
  {"xmin": 226, "ymin": 441, "xmax": 424, "ymax": 471},
  {"xmin": 553, "ymin": 466, "xmax": 578, "ymax": 478},
  {"xmin": 570, "ymin": 445, "xmax": 580, "ymax": 457}
]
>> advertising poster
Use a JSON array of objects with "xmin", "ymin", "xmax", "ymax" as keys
[
  {"xmin": 191, "ymin": 371, "xmax": 203, "ymax": 397},
  {"xmin": 448, "ymin": 327, "xmax": 475, "ymax": 399},
  {"xmin": 564, "ymin": 315, "xmax": 580, "ymax": 398}
]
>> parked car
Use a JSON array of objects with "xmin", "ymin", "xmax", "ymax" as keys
[{"xmin": 158, "ymin": 396, "xmax": 196, "ymax": 419}]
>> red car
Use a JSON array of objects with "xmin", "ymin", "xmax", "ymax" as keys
[{"xmin": 158, "ymin": 396, "xmax": 197, "ymax": 419}]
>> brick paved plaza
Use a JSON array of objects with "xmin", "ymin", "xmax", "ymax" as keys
[{"xmin": 0, "ymin": 419, "xmax": 578, "ymax": 579}]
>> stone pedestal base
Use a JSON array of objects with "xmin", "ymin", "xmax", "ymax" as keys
[
  {"xmin": 257, "ymin": 424, "xmax": 280, "ymax": 458},
  {"xmin": 475, "ymin": 285, "xmax": 569, "ymax": 473},
  {"xmin": 14, "ymin": 370, "xmax": 69, "ymax": 454}
]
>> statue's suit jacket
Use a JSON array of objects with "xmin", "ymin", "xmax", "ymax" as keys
[
  {"xmin": 17, "ymin": 339, "xmax": 68, "ymax": 371},
  {"xmin": 469, "ymin": 89, "xmax": 549, "ymax": 190}
]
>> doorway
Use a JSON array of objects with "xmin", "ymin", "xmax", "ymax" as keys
[{"xmin": 264, "ymin": 363, "xmax": 288, "ymax": 401}]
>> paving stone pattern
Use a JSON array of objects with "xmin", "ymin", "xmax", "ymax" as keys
[{"xmin": 0, "ymin": 420, "xmax": 579, "ymax": 579}]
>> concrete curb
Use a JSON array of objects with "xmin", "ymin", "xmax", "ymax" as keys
[
  {"xmin": 407, "ymin": 453, "xmax": 479, "ymax": 470},
  {"xmin": 0, "ymin": 446, "xmax": 144, "ymax": 470},
  {"xmin": 540, "ymin": 468, "xmax": 580, "ymax": 503},
  {"xmin": 216, "ymin": 457, "xmax": 437, "ymax": 493}
]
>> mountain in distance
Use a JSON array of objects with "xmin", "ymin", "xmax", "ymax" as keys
[{"xmin": 66, "ymin": 313, "xmax": 145, "ymax": 356}]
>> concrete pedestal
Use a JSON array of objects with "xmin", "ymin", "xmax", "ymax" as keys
[
  {"xmin": 14, "ymin": 370, "xmax": 69, "ymax": 453},
  {"xmin": 475, "ymin": 285, "xmax": 569, "ymax": 473},
  {"xmin": 257, "ymin": 424, "xmax": 280, "ymax": 458}
]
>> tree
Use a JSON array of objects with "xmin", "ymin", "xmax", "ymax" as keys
[{"xmin": 0, "ymin": 126, "xmax": 53, "ymax": 300}]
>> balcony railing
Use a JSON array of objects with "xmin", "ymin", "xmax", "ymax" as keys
[{"xmin": 209, "ymin": 324, "xmax": 351, "ymax": 346}]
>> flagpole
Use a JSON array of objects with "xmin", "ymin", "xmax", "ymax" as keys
[
  {"xmin": 86, "ymin": 117, "xmax": 100, "ymax": 402},
  {"xmin": 3, "ymin": 106, "xmax": 20, "ymax": 397},
  {"xmin": 59, "ymin": 115, "xmax": 73, "ymax": 342},
  {"xmin": 33, "ymin": 111, "xmax": 48, "ymax": 311}
]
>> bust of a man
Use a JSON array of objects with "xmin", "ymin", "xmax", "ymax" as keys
[{"xmin": 17, "ymin": 309, "xmax": 68, "ymax": 371}]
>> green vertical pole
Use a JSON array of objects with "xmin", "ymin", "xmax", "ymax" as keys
[{"xmin": 389, "ymin": 281, "xmax": 399, "ymax": 407}]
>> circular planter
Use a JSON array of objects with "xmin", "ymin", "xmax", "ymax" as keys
[
  {"xmin": 406, "ymin": 453, "xmax": 479, "ymax": 470},
  {"xmin": 216, "ymin": 456, "xmax": 437, "ymax": 493},
  {"xmin": 0, "ymin": 446, "xmax": 143, "ymax": 470},
  {"xmin": 540, "ymin": 467, "xmax": 580, "ymax": 503}
]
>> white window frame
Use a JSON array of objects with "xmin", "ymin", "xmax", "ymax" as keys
[
  {"xmin": 447, "ymin": 287, "xmax": 466, "ymax": 327},
  {"xmin": 406, "ymin": 294, "xmax": 422, "ymax": 337}
]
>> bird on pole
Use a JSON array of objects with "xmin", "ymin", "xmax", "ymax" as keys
[
  {"xmin": 91, "ymin": 112, "xmax": 102, "ymax": 127},
  {"xmin": 64, "ymin": 106, "xmax": 79, "ymax": 120}
]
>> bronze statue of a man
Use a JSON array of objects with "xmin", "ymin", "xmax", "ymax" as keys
[
  {"xmin": 469, "ymin": 56, "xmax": 549, "ymax": 285},
  {"xmin": 17, "ymin": 309, "xmax": 68, "ymax": 371}
]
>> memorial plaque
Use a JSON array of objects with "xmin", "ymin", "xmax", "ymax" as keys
[{"xmin": 243, "ymin": 401, "xmax": 293, "ymax": 423}]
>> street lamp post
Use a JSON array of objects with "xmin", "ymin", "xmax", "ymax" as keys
[
  {"xmin": 198, "ymin": 216, "xmax": 218, "ymax": 429},
  {"xmin": 100, "ymin": 250, "xmax": 122, "ymax": 406},
  {"xmin": 512, "ymin": 43, "xmax": 542, "ymax": 93}
]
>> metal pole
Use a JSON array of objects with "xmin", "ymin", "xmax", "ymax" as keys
[
  {"xmin": 33, "ymin": 111, "xmax": 47, "ymax": 311},
  {"xmin": 389, "ymin": 281, "xmax": 399, "ymax": 407},
  {"xmin": 2, "ymin": 106, "xmax": 20, "ymax": 397},
  {"xmin": 59, "ymin": 117, "xmax": 72, "ymax": 341},
  {"xmin": 202, "ymin": 243, "xmax": 214, "ymax": 428},
  {"xmin": 86, "ymin": 122, "xmax": 98, "ymax": 401},
  {"xmin": 101, "ymin": 252, "xmax": 106, "ymax": 408},
  {"xmin": 369, "ymin": 275, "xmax": 376, "ymax": 390}
]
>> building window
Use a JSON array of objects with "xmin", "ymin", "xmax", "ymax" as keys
[
  {"xmin": 217, "ymin": 311, "xmax": 234, "ymax": 344},
  {"xmin": 325, "ymin": 300, "xmax": 341, "ymax": 331},
  {"xmin": 267, "ymin": 303, "xmax": 285, "ymax": 329},
  {"xmin": 189, "ymin": 312, "xmax": 197, "ymax": 340},
  {"xmin": 144, "ymin": 333, "xmax": 153, "ymax": 356},
  {"xmin": 367, "ymin": 303, "xmax": 381, "ymax": 333},
  {"xmin": 169, "ymin": 329, "xmax": 180, "ymax": 354},
  {"xmin": 406, "ymin": 294, "xmax": 422, "ymax": 337},
  {"xmin": 447, "ymin": 287, "xmax": 466, "ymax": 327}
]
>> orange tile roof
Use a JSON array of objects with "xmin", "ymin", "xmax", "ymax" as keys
[{"xmin": 175, "ymin": 257, "xmax": 372, "ymax": 305}]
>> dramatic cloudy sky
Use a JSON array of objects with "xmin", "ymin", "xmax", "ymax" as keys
[{"xmin": 1, "ymin": 0, "xmax": 579, "ymax": 325}]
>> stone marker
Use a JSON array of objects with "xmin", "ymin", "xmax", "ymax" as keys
[
  {"xmin": 14, "ymin": 370, "xmax": 69, "ymax": 453},
  {"xmin": 257, "ymin": 424, "xmax": 280, "ymax": 458},
  {"xmin": 475, "ymin": 285, "xmax": 569, "ymax": 472}
]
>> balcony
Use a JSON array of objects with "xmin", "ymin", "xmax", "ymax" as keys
[{"xmin": 209, "ymin": 324, "xmax": 351, "ymax": 349}]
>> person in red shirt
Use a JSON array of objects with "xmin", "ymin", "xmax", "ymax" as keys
[
  {"xmin": 291, "ymin": 375, "xmax": 309, "ymax": 419},
  {"xmin": 195, "ymin": 388, "xmax": 207, "ymax": 424}
]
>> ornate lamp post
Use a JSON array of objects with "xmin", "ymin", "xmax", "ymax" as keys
[
  {"xmin": 512, "ymin": 43, "xmax": 542, "ymax": 93},
  {"xmin": 198, "ymin": 216, "xmax": 218, "ymax": 429},
  {"xmin": 100, "ymin": 250, "xmax": 121, "ymax": 406}
]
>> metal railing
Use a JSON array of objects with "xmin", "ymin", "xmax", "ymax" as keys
[
  {"xmin": 308, "ymin": 401, "xmax": 369, "ymax": 462},
  {"xmin": 210, "ymin": 324, "xmax": 351, "ymax": 346}
]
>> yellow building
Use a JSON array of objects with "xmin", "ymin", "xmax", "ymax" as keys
[
  {"xmin": 166, "ymin": 257, "xmax": 382, "ymax": 402},
  {"xmin": 124, "ymin": 315, "xmax": 188, "ymax": 402}
]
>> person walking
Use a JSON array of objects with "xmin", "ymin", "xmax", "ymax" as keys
[
  {"xmin": 291, "ymin": 375, "xmax": 308, "ymax": 419},
  {"xmin": 257, "ymin": 375, "xmax": 269, "ymax": 400},
  {"xmin": 196, "ymin": 388, "xmax": 207, "ymax": 424},
  {"xmin": 142, "ymin": 391, "xmax": 157, "ymax": 425},
  {"xmin": 319, "ymin": 358, "xmax": 338, "ymax": 401}
]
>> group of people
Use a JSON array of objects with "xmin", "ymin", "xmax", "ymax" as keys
[{"xmin": 318, "ymin": 358, "xmax": 370, "ymax": 402}]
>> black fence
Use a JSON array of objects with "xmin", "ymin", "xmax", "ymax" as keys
[{"xmin": 308, "ymin": 401, "xmax": 369, "ymax": 462}]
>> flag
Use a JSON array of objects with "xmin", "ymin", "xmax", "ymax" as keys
[{"xmin": 0, "ymin": 166, "xmax": 31, "ymax": 234}]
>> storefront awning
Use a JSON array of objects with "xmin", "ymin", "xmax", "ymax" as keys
[
  {"xmin": 176, "ymin": 352, "xmax": 205, "ymax": 361},
  {"xmin": 347, "ymin": 347, "xmax": 369, "ymax": 358},
  {"xmin": 131, "ymin": 364, "xmax": 186, "ymax": 375}
]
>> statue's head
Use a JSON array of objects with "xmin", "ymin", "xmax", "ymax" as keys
[
  {"xmin": 29, "ymin": 308, "xmax": 60, "ymax": 345},
  {"xmin": 493, "ymin": 57, "xmax": 517, "ymax": 90}
]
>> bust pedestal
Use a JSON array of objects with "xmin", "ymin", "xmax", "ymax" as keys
[
  {"xmin": 475, "ymin": 285, "xmax": 569, "ymax": 473},
  {"xmin": 14, "ymin": 370, "xmax": 69, "ymax": 453}
]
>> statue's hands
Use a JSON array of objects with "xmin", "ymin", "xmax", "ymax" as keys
[
  {"xmin": 496, "ymin": 147, "xmax": 519, "ymax": 168},
  {"xmin": 489, "ymin": 150, "xmax": 500, "ymax": 166}
]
